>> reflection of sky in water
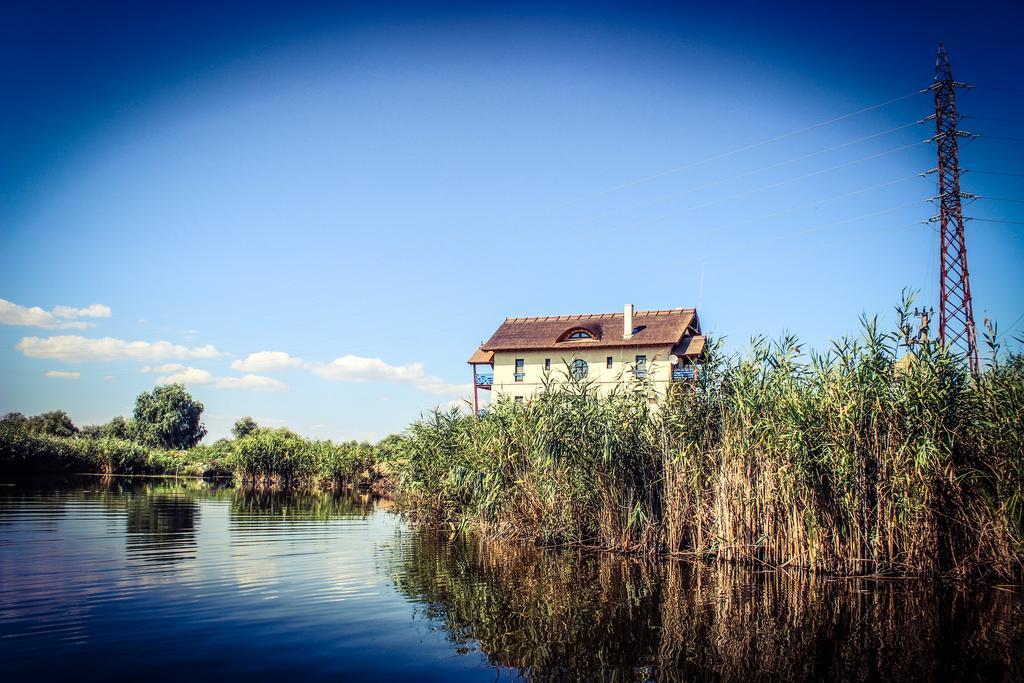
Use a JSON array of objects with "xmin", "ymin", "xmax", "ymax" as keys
[
  {"xmin": 1, "ymin": 479, "xmax": 1021, "ymax": 681},
  {"xmin": 0, "ymin": 480, "xmax": 494, "ymax": 681}
]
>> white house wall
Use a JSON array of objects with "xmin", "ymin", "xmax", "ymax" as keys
[{"xmin": 490, "ymin": 346, "xmax": 674, "ymax": 402}]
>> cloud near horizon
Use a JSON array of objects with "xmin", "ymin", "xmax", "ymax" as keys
[
  {"xmin": 17, "ymin": 335, "xmax": 221, "ymax": 362},
  {"xmin": 314, "ymin": 355, "xmax": 470, "ymax": 395},
  {"xmin": 45, "ymin": 370, "xmax": 80, "ymax": 379},
  {"xmin": 1, "ymin": 298, "xmax": 111, "ymax": 330},
  {"xmin": 52, "ymin": 303, "xmax": 111, "ymax": 319},
  {"xmin": 153, "ymin": 365, "xmax": 286, "ymax": 392},
  {"xmin": 235, "ymin": 350, "xmax": 470, "ymax": 396},
  {"xmin": 231, "ymin": 351, "xmax": 307, "ymax": 372}
]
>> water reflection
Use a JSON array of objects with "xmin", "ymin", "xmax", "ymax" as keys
[
  {"xmin": 229, "ymin": 487, "xmax": 376, "ymax": 523},
  {"xmin": 124, "ymin": 492, "xmax": 199, "ymax": 565},
  {"xmin": 393, "ymin": 531, "xmax": 1024, "ymax": 681},
  {"xmin": 0, "ymin": 477, "xmax": 1021, "ymax": 682}
]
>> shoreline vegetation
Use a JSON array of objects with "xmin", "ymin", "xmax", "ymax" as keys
[{"xmin": 3, "ymin": 299, "xmax": 1022, "ymax": 581}]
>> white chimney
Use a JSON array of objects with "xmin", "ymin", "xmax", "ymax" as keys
[{"xmin": 623, "ymin": 303, "xmax": 634, "ymax": 339}]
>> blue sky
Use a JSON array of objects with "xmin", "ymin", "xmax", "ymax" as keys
[{"xmin": 2, "ymin": 1, "xmax": 1022, "ymax": 441}]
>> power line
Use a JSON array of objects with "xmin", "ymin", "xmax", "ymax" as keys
[
  {"xmin": 579, "ymin": 120, "xmax": 923, "ymax": 223},
  {"xmin": 697, "ymin": 211, "xmax": 925, "ymax": 273},
  {"xmin": 980, "ymin": 197, "xmax": 1024, "ymax": 203},
  {"xmin": 962, "ymin": 115, "xmax": 1024, "ymax": 124},
  {"xmin": 970, "ymin": 217, "xmax": 1024, "ymax": 225},
  {"xmin": 560, "ymin": 89, "xmax": 928, "ymax": 204},
  {"xmin": 970, "ymin": 85, "xmax": 1024, "ymax": 94},
  {"xmin": 966, "ymin": 170, "xmax": 1024, "ymax": 178},
  {"xmin": 978, "ymin": 135, "xmax": 1024, "ymax": 142},
  {"xmin": 599, "ymin": 140, "xmax": 926, "ymax": 234}
]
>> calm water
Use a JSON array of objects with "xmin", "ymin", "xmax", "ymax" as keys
[{"xmin": 1, "ymin": 478, "xmax": 1022, "ymax": 681}]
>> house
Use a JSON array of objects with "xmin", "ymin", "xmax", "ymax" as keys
[{"xmin": 467, "ymin": 304, "xmax": 706, "ymax": 413}]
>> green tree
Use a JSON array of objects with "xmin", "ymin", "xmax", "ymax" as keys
[
  {"xmin": 27, "ymin": 410, "xmax": 78, "ymax": 437},
  {"xmin": 81, "ymin": 416, "xmax": 132, "ymax": 440},
  {"xmin": 133, "ymin": 384, "xmax": 206, "ymax": 449},
  {"xmin": 232, "ymin": 416, "xmax": 259, "ymax": 439},
  {"xmin": 1, "ymin": 412, "xmax": 28, "ymax": 429},
  {"xmin": 104, "ymin": 415, "xmax": 132, "ymax": 440}
]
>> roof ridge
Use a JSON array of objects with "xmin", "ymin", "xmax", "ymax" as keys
[{"xmin": 504, "ymin": 307, "xmax": 694, "ymax": 323}]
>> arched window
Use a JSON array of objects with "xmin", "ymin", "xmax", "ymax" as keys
[
  {"xmin": 557, "ymin": 327, "xmax": 599, "ymax": 342},
  {"xmin": 571, "ymin": 359, "xmax": 589, "ymax": 380}
]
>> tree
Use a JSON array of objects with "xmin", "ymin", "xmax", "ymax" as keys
[
  {"xmin": 28, "ymin": 410, "xmax": 78, "ymax": 437},
  {"xmin": 232, "ymin": 416, "xmax": 259, "ymax": 439},
  {"xmin": 133, "ymin": 384, "xmax": 206, "ymax": 450},
  {"xmin": 104, "ymin": 416, "xmax": 132, "ymax": 440},
  {"xmin": 1, "ymin": 412, "xmax": 27, "ymax": 429},
  {"xmin": 81, "ymin": 415, "xmax": 133, "ymax": 440}
]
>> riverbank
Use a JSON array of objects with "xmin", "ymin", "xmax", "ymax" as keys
[{"xmin": 0, "ymin": 424, "xmax": 396, "ymax": 491}]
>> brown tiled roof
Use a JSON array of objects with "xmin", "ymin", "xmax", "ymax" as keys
[
  {"xmin": 671, "ymin": 335, "xmax": 706, "ymax": 359},
  {"xmin": 481, "ymin": 308, "xmax": 699, "ymax": 352},
  {"xmin": 467, "ymin": 347, "xmax": 495, "ymax": 365}
]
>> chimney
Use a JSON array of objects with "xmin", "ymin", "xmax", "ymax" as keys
[{"xmin": 623, "ymin": 304, "xmax": 634, "ymax": 339}]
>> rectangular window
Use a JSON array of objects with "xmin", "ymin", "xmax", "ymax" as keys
[
  {"xmin": 514, "ymin": 358, "xmax": 525, "ymax": 382},
  {"xmin": 544, "ymin": 358, "xmax": 551, "ymax": 371},
  {"xmin": 606, "ymin": 356, "xmax": 613, "ymax": 369},
  {"xmin": 635, "ymin": 355, "xmax": 647, "ymax": 378},
  {"xmin": 514, "ymin": 395, "xmax": 524, "ymax": 403}
]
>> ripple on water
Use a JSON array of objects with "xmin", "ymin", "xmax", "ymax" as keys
[{"xmin": 1, "ymin": 477, "xmax": 1022, "ymax": 682}]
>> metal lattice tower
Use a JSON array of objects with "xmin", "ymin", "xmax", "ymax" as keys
[{"xmin": 929, "ymin": 43, "xmax": 979, "ymax": 374}]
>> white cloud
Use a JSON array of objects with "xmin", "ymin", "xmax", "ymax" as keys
[
  {"xmin": 313, "ymin": 354, "xmax": 424, "ymax": 383},
  {"xmin": 1, "ymin": 299, "xmax": 91, "ymax": 329},
  {"xmin": 231, "ymin": 351, "xmax": 308, "ymax": 373},
  {"xmin": 212, "ymin": 374, "xmax": 287, "ymax": 391},
  {"xmin": 308, "ymin": 353, "xmax": 469, "ymax": 397},
  {"xmin": 52, "ymin": 304, "xmax": 111, "ymax": 319},
  {"xmin": 414, "ymin": 376, "xmax": 473, "ymax": 396},
  {"xmin": 441, "ymin": 398, "xmax": 472, "ymax": 413},
  {"xmin": 156, "ymin": 367, "xmax": 213, "ymax": 385},
  {"xmin": 231, "ymin": 349, "xmax": 468, "ymax": 397},
  {"xmin": 153, "ymin": 366, "xmax": 286, "ymax": 392},
  {"xmin": 45, "ymin": 370, "xmax": 80, "ymax": 379},
  {"xmin": 140, "ymin": 363, "xmax": 188, "ymax": 373},
  {"xmin": 17, "ymin": 336, "xmax": 221, "ymax": 362}
]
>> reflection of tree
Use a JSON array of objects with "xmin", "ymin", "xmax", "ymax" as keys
[
  {"xmin": 392, "ymin": 532, "xmax": 1024, "ymax": 681},
  {"xmin": 124, "ymin": 492, "xmax": 199, "ymax": 565},
  {"xmin": 229, "ymin": 488, "xmax": 375, "ymax": 525}
]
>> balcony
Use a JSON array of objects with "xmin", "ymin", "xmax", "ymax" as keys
[
  {"xmin": 475, "ymin": 373, "xmax": 493, "ymax": 387},
  {"xmin": 672, "ymin": 367, "xmax": 695, "ymax": 380}
]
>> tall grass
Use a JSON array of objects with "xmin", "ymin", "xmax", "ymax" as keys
[
  {"xmin": 231, "ymin": 428, "xmax": 376, "ymax": 488},
  {"xmin": 397, "ymin": 297, "xmax": 1023, "ymax": 579},
  {"xmin": 0, "ymin": 423, "xmax": 377, "ymax": 487},
  {"xmin": 0, "ymin": 424, "xmax": 211, "ymax": 476}
]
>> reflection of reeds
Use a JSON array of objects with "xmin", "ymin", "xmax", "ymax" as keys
[
  {"xmin": 392, "ymin": 531, "xmax": 1024, "ymax": 681},
  {"xmin": 229, "ymin": 487, "xmax": 376, "ymax": 522}
]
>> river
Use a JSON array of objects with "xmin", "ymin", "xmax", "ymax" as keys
[{"xmin": 1, "ymin": 477, "xmax": 1021, "ymax": 681}]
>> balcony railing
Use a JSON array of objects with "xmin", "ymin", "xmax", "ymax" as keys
[
  {"xmin": 672, "ymin": 367, "xmax": 695, "ymax": 380},
  {"xmin": 475, "ymin": 373, "xmax": 494, "ymax": 386}
]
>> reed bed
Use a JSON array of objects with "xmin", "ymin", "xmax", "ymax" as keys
[{"xmin": 397, "ymin": 299, "xmax": 1023, "ymax": 580}]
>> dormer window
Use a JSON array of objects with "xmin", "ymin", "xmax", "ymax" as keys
[{"xmin": 557, "ymin": 327, "xmax": 599, "ymax": 342}]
